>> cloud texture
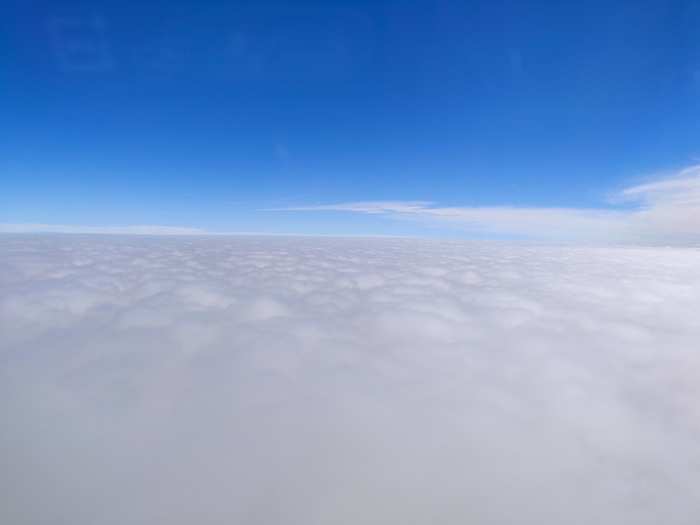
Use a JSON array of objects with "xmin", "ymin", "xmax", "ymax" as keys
[{"xmin": 2, "ymin": 235, "xmax": 700, "ymax": 524}]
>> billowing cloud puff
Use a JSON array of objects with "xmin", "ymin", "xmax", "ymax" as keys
[
  {"xmin": 275, "ymin": 165, "xmax": 700, "ymax": 242},
  {"xmin": 2, "ymin": 235, "xmax": 700, "ymax": 524}
]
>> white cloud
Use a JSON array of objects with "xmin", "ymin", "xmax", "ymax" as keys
[
  {"xmin": 274, "ymin": 165, "xmax": 700, "ymax": 242},
  {"xmin": 274, "ymin": 200, "xmax": 435, "ymax": 214},
  {"xmin": 0, "ymin": 223, "xmax": 210, "ymax": 235},
  {"xmin": 619, "ymin": 165, "xmax": 700, "ymax": 206},
  {"xmin": 2, "ymin": 235, "xmax": 700, "ymax": 524},
  {"xmin": 617, "ymin": 165, "xmax": 700, "ymax": 240}
]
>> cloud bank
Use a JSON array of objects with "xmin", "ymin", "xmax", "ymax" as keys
[
  {"xmin": 0, "ymin": 223, "xmax": 210, "ymax": 235},
  {"xmin": 276, "ymin": 165, "xmax": 700, "ymax": 242},
  {"xmin": 2, "ymin": 235, "xmax": 700, "ymax": 524}
]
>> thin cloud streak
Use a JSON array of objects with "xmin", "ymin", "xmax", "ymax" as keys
[
  {"xmin": 0, "ymin": 224, "xmax": 210, "ymax": 235},
  {"xmin": 272, "ymin": 165, "xmax": 700, "ymax": 241}
]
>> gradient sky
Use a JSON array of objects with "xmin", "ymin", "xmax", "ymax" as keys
[{"xmin": 3, "ymin": 0, "xmax": 700, "ymax": 237}]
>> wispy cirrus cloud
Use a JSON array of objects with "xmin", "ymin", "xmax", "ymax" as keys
[
  {"xmin": 270, "ymin": 165, "xmax": 700, "ymax": 242},
  {"xmin": 276, "ymin": 201, "xmax": 435, "ymax": 214},
  {"xmin": 619, "ymin": 165, "xmax": 700, "ymax": 206}
]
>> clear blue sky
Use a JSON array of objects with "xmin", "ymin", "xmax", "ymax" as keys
[{"xmin": 3, "ymin": 0, "xmax": 700, "ymax": 237}]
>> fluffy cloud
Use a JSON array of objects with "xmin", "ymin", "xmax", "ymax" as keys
[
  {"xmin": 2, "ymin": 235, "xmax": 700, "ymax": 524},
  {"xmin": 276, "ymin": 165, "xmax": 700, "ymax": 242}
]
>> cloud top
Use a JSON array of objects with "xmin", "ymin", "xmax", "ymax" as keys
[{"xmin": 2, "ymin": 235, "xmax": 700, "ymax": 524}]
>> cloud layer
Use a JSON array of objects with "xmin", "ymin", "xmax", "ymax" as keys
[
  {"xmin": 277, "ymin": 165, "xmax": 700, "ymax": 241},
  {"xmin": 2, "ymin": 235, "xmax": 700, "ymax": 524},
  {"xmin": 0, "ymin": 223, "xmax": 209, "ymax": 235}
]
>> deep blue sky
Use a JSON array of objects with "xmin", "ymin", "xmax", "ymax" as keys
[{"xmin": 3, "ymin": 0, "xmax": 700, "ymax": 236}]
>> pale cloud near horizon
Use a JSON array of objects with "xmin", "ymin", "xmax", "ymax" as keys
[
  {"xmin": 274, "ymin": 165, "xmax": 700, "ymax": 241},
  {"xmin": 3, "ymin": 236, "xmax": 700, "ymax": 524},
  {"xmin": 4, "ymin": 165, "xmax": 700, "ymax": 241},
  {"xmin": 0, "ymin": 223, "xmax": 209, "ymax": 235}
]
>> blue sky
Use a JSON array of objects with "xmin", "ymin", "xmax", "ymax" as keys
[{"xmin": 3, "ymin": 0, "xmax": 700, "ymax": 238}]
